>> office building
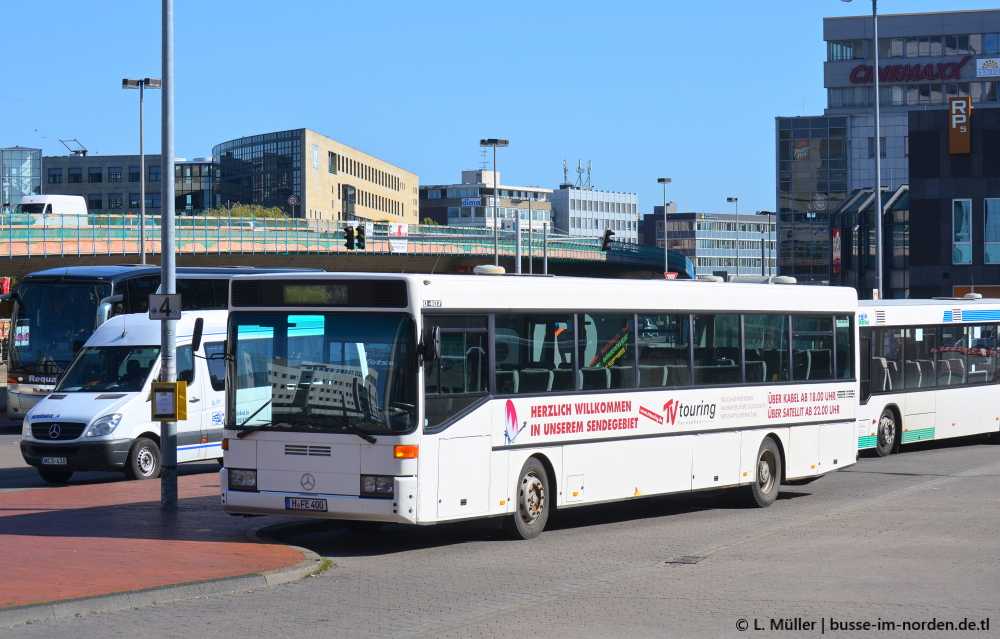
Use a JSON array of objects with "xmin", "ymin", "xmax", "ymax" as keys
[
  {"xmin": 641, "ymin": 208, "xmax": 776, "ymax": 279},
  {"xmin": 777, "ymin": 9, "xmax": 1000, "ymax": 288},
  {"xmin": 213, "ymin": 129, "xmax": 418, "ymax": 222},
  {"xmin": 1, "ymin": 147, "xmax": 41, "ymax": 210},
  {"xmin": 550, "ymin": 185, "xmax": 638, "ymax": 242},
  {"xmin": 419, "ymin": 170, "xmax": 553, "ymax": 229},
  {"xmin": 41, "ymin": 154, "xmax": 216, "ymax": 216}
]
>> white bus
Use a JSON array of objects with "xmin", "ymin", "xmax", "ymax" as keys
[
  {"xmin": 857, "ymin": 298, "xmax": 1000, "ymax": 456},
  {"xmin": 220, "ymin": 273, "xmax": 859, "ymax": 539}
]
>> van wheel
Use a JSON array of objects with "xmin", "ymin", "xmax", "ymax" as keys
[
  {"xmin": 125, "ymin": 438, "xmax": 161, "ymax": 480},
  {"xmin": 742, "ymin": 437, "xmax": 781, "ymax": 508},
  {"xmin": 503, "ymin": 458, "xmax": 550, "ymax": 540},
  {"xmin": 876, "ymin": 409, "xmax": 897, "ymax": 457},
  {"xmin": 38, "ymin": 468, "xmax": 73, "ymax": 484}
]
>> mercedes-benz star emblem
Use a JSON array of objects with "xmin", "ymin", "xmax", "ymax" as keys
[
  {"xmin": 48, "ymin": 424, "xmax": 62, "ymax": 439},
  {"xmin": 300, "ymin": 473, "xmax": 316, "ymax": 491}
]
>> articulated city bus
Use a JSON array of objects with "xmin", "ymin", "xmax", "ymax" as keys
[
  {"xmin": 221, "ymin": 273, "xmax": 859, "ymax": 539},
  {"xmin": 3, "ymin": 265, "xmax": 320, "ymax": 419},
  {"xmin": 857, "ymin": 298, "xmax": 1000, "ymax": 456}
]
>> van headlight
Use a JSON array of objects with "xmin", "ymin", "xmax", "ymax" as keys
[
  {"xmin": 229, "ymin": 469, "xmax": 258, "ymax": 491},
  {"xmin": 22, "ymin": 420, "xmax": 30, "ymax": 438},
  {"xmin": 86, "ymin": 413, "xmax": 122, "ymax": 437}
]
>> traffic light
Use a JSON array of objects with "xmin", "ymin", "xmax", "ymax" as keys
[
  {"xmin": 600, "ymin": 228, "xmax": 615, "ymax": 251},
  {"xmin": 345, "ymin": 225, "xmax": 356, "ymax": 250},
  {"xmin": 356, "ymin": 224, "xmax": 366, "ymax": 250}
]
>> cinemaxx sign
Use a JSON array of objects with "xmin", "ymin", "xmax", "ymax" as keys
[{"xmin": 848, "ymin": 55, "xmax": 972, "ymax": 84}]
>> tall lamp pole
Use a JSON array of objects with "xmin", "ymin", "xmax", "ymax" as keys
[
  {"xmin": 480, "ymin": 139, "xmax": 509, "ymax": 267},
  {"xmin": 727, "ymin": 197, "xmax": 739, "ymax": 277},
  {"xmin": 756, "ymin": 210, "xmax": 776, "ymax": 276},
  {"xmin": 657, "ymin": 178, "xmax": 671, "ymax": 275},
  {"xmin": 122, "ymin": 77, "xmax": 161, "ymax": 265},
  {"xmin": 160, "ymin": 0, "xmax": 178, "ymax": 510},
  {"xmin": 842, "ymin": 0, "xmax": 882, "ymax": 298}
]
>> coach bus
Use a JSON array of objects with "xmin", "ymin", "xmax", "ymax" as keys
[
  {"xmin": 220, "ymin": 273, "xmax": 859, "ymax": 539},
  {"xmin": 3, "ymin": 265, "xmax": 319, "ymax": 419},
  {"xmin": 857, "ymin": 297, "xmax": 1000, "ymax": 456}
]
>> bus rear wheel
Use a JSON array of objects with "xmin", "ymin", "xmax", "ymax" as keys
[
  {"xmin": 503, "ymin": 458, "xmax": 550, "ymax": 540},
  {"xmin": 742, "ymin": 437, "xmax": 781, "ymax": 508},
  {"xmin": 876, "ymin": 409, "xmax": 897, "ymax": 457}
]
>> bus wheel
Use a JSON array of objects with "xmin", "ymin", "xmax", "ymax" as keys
[
  {"xmin": 876, "ymin": 409, "xmax": 897, "ymax": 457},
  {"xmin": 38, "ymin": 468, "xmax": 73, "ymax": 484},
  {"xmin": 743, "ymin": 437, "xmax": 781, "ymax": 508},
  {"xmin": 503, "ymin": 458, "xmax": 550, "ymax": 540},
  {"xmin": 125, "ymin": 437, "xmax": 161, "ymax": 480}
]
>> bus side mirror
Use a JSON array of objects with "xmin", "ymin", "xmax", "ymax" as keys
[
  {"xmin": 421, "ymin": 326, "xmax": 440, "ymax": 362},
  {"xmin": 191, "ymin": 317, "xmax": 204, "ymax": 353},
  {"xmin": 96, "ymin": 294, "xmax": 124, "ymax": 327}
]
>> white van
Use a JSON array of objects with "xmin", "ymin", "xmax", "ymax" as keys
[
  {"xmin": 14, "ymin": 195, "xmax": 89, "ymax": 226},
  {"xmin": 18, "ymin": 310, "xmax": 228, "ymax": 483}
]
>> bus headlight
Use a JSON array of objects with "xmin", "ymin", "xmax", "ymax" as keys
[
  {"xmin": 86, "ymin": 413, "xmax": 122, "ymax": 437},
  {"xmin": 7, "ymin": 378, "xmax": 19, "ymax": 394},
  {"xmin": 360, "ymin": 475, "xmax": 394, "ymax": 498},
  {"xmin": 229, "ymin": 469, "xmax": 257, "ymax": 491}
]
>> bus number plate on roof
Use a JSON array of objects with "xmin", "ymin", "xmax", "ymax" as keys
[{"xmin": 148, "ymin": 294, "xmax": 182, "ymax": 320}]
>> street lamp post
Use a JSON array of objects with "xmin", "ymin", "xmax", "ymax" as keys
[
  {"xmin": 842, "ymin": 0, "xmax": 882, "ymax": 299},
  {"xmin": 727, "ymin": 197, "xmax": 739, "ymax": 277},
  {"xmin": 480, "ymin": 139, "xmax": 509, "ymax": 267},
  {"xmin": 756, "ymin": 210, "xmax": 776, "ymax": 276},
  {"xmin": 511, "ymin": 197, "xmax": 534, "ymax": 274},
  {"xmin": 122, "ymin": 77, "xmax": 161, "ymax": 265},
  {"xmin": 657, "ymin": 178, "xmax": 671, "ymax": 275}
]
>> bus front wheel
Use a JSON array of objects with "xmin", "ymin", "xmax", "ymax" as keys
[
  {"xmin": 503, "ymin": 458, "xmax": 550, "ymax": 540},
  {"xmin": 743, "ymin": 437, "xmax": 781, "ymax": 508},
  {"xmin": 876, "ymin": 409, "xmax": 897, "ymax": 457}
]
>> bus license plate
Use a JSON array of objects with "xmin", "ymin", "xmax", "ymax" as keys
[
  {"xmin": 286, "ymin": 497, "xmax": 327, "ymax": 512},
  {"xmin": 41, "ymin": 457, "xmax": 67, "ymax": 465}
]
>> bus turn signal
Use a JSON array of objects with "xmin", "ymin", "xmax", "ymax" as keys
[{"xmin": 393, "ymin": 445, "xmax": 418, "ymax": 459}]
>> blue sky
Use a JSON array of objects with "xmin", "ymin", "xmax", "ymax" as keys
[{"xmin": 0, "ymin": 0, "xmax": 989, "ymax": 216}]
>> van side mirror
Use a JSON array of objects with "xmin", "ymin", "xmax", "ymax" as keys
[
  {"xmin": 96, "ymin": 294, "xmax": 124, "ymax": 327},
  {"xmin": 191, "ymin": 317, "xmax": 204, "ymax": 353},
  {"xmin": 421, "ymin": 326, "xmax": 440, "ymax": 362}
]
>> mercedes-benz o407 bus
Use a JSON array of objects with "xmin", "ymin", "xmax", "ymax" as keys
[
  {"xmin": 220, "ymin": 273, "xmax": 859, "ymax": 539},
  {"xmin": 857, "ymin": 298, "xmax": 1000, "ymax": 456}
]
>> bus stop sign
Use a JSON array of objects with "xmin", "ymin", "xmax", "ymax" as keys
[{"xmin": 148, "ymin": 294, "xmax": 182, "ymax": 320}]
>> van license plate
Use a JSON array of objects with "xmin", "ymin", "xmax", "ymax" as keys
[
  {"xmin": 41, "ymin": 457, "xmax": 67, "ymax": 465},
  {"xmin": 286, "ymin": 497, "xmax": 327, "ymax": 512}
]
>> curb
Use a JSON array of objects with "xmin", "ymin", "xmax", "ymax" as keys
[{"xmin": 0, "ymin": 521, "xmax": 322, "ymax": 628}]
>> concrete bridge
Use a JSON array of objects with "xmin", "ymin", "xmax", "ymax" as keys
[{"xmin": 0, "ymin": 215, "xmax": 693, "ymax": 279}]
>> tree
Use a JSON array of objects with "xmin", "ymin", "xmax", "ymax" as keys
[
  {"xmin": 201, "ymin": 203, "xmax": 288, "ymax": 218},
  {"xmin": 422, "ymin": 217, "xmax": 439, "ymax": 226}
]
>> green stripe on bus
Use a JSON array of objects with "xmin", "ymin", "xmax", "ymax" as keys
[
  {"xmin": 901, "ymin": 427, "xmax": 935, "ymax": 443},
  {"xmin": 858, "ymin": 435, "xmax": 877, "ymax": 449}
]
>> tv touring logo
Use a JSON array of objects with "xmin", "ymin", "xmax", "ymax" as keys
[
  {"xmin": 504, "ymin": 400, "xmax": 527, "ymax": 444},
  {"xmin": 663, "ymin": 398, "xmax": 717, "ymax": 426}
]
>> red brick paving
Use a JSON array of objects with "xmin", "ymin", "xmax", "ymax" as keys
[{"xmin": 0, "ymin": 474, "xmax": 303, "ymax": 607}]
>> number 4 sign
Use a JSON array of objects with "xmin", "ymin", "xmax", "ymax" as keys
[{"xmin": 148, "ymin": 294, "xmax": 182, "ymax": 320}]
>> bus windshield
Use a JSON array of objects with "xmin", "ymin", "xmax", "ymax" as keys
[
  {"xmin": 10, "ymin": 282, "xmax": 112, "ymax": 374},
  {"xmin": 229, "ymin": 313, "xmax": 417, "ymax": 435},
  {"xmin": 55, "ymin": 346, "xmax": 160, "ymax": 392}
]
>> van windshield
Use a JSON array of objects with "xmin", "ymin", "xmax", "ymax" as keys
[
  {"xmin": 55, "ymin": 346, "xmax": 160, "ymax": 392},
  {"xmin": 14, "ymin": 204, "xmax": 46, "ymax": 214}
]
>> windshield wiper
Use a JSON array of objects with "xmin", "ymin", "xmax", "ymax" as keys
[
  {"xmin": 234, "ymin": 400, "xmax": 273, "ymax": 439},
  {"xmin": 324, "ymin": 416, "xmax": 378, "ymax": 444}
]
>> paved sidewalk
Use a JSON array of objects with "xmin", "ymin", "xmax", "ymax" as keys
[{"xmin": 0, "ymin": 473, "xmax": 305, "ymax": 608}]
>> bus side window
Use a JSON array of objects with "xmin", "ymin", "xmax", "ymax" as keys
[
  {"xmin": 177, "ymin": 279, "xmax": 221, "ymax": 310},
  {"xmin": 859, "ymin": 328, "xmax": 872, "ymax": 402},
  {"xmin": 422, "ymin": 315, "xmax": 489, "ymax": 432},
  {"xmin": 743, "ymin": 314, "xmax": 789, "ymax": 383},
  {"xmin": 578, "ymin": 313, "xmax": 636, "ymax": 390},
  {"xmin": 835, "ymin": 316, "xmax": 853, "ymax": 380},
  {"xmin": 126, "ymin": 275, "xmax": 159, "ymax": 314},
  {"xmin": 637, "ymin": 314, "xmax": 690, "ymax": 387}
]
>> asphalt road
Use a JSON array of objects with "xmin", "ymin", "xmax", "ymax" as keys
[{"xmin": 2, "ymin": 429, "xmax": 998, "ymax": 638}]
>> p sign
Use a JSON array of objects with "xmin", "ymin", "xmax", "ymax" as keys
[{"xmin": 949, "ymin": 97, "xmax": 972, "ymax": 154}]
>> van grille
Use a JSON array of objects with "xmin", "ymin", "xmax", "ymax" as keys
[
  {"xmin": 31, "ymin": 422, "xmax": 87, "ymax": 440},
  {"xmin": 285, "ymin": 444, "xmax": 332, "ymax": 457}
]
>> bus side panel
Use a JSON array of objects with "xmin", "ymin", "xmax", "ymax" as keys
[
  {"xmin": 691, "ymin": 432, "xmax": 741, "ymax": 490},
  {"xmin": 785, "ymin": 424, "xmax": 820, "ymax": 479},
  {"xmin": 561, "ymin": 436, "xmax": 693, "ymax": 504},
  {"xmin": 421, "ymin": 402, "xmax": 492, "ymax": 523},
  {"xmin": 489, "ymin": 449, "xmax": 510, "ymax": 516},
  {"xmin": 819, "ymin": 421, "xmax": 856, "ymax": 470},
  {"xmin": 932, "ymin": 386, "xmax": 981, "ymax": 441}
]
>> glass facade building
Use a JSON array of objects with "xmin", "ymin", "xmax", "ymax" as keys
[
  {"xmin": 776, "ymin": 116, "xmax": 849, "ymax": 284},
  {"xmin": 1, "ymin": 147, "xmax": 42, "ymax": 210},
  {"xmin": 213, "ymin": 130, "xmax": 302, "ymax": 215},
  {"xmin": 175, "ymin": 159, "xmax": 218, "ymax": 214}
]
